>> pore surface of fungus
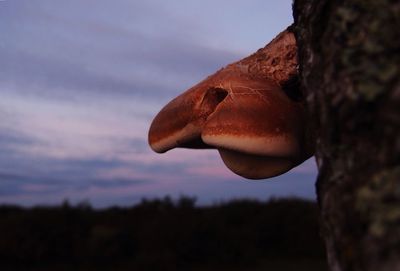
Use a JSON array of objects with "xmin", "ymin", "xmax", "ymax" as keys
[{"xmin": 148, "ymin": 27, "xmax": 314, "ymax": 179}]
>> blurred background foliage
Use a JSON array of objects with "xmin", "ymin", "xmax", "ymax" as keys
[{"xmin": 0, "ymin": 197, "xmax": 327, "ymax": 271}]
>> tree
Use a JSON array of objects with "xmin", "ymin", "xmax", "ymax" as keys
[{"xmin": 293, "ymin": 0, "xmax": 400, "ymax": 270}]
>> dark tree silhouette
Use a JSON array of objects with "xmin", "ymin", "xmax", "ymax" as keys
[
  {"xmin": 0, "ymin": 198, "xmax": 327, "ymax": 271},
  {"xmin": 293, "ymin": 0, "xmax": 400, "ymax": 270}
]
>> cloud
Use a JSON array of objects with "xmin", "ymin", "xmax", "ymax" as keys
[
  {"xmin": 0, "ymin": 44, "xmax": 239, "ymax": 101},
  {"xmin": 0, "ymin": 0, "xmax": 317, "ymax": 207},
  {"xmin": 0, "ymin": 130, "xmax": 36, "ymax": 149},
  {"xmin": 0, "ymin": 162, "xmax": 152, "ymax": 198},
  {"xmin": 0, "ymin": 0, "xmax": 241, "ymax": 102}
]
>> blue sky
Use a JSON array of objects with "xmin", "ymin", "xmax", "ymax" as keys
[{"xmin": 0, "ymin": 0, "xmax": 318, "ymax": 207}]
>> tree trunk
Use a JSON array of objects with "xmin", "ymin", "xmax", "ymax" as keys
[{"xmin": 293, "ymin": 1, "xmax": 400, "ymax": 270}]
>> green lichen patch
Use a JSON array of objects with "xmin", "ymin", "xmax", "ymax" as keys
[
  {"xmin": 327, "ymin": 0, "xmax": 400, "ymax": 102},
  {"xmin": 356, "ymin": 167, "xmax": 400, "ymax": 238}
]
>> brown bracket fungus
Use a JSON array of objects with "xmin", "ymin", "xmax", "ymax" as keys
[{"xmin": 148, "ymin": 27, "xmax": 314, "ymax": 179}]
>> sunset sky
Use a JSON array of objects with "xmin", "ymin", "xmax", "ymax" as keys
[{"xmin": 0, "ymin": 0, "xmax": 318, "ymax": 207}]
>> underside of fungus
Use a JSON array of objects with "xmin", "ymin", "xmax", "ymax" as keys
[{"xmin": 148, "ymin": 27, "xmax": 314, "ymax": 179}]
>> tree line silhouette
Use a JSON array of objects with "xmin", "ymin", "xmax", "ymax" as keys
[{"xmin": 0, "ymin": 197, "xmax": 327, "ymax": 271}]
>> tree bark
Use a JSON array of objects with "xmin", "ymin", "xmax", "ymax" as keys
[{"xmin": 293, "ymin": 1, "xmax": 400, "ymax": 270}]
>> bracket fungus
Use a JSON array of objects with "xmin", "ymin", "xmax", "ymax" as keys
[{"xmin": 148, "ymin": 27, "xmax": 314, "ymax": 179}]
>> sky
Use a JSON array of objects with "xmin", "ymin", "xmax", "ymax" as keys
[{"xmin": 0, "ymin": 0, "xmax": 318, "ymax": 207}]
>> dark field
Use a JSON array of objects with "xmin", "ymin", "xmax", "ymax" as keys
[{"xmin": 0, "ymin": 197, "xmax": 328, "ymax": 271}]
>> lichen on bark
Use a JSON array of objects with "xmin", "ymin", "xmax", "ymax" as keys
[{"xmin": 293, "ymin": 0, "xmax": 400, "ymax": 270}]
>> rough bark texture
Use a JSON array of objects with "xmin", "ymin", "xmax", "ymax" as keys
[{"xmin": 293, "ymin": 1, "xmax": 400, "ymax": 271}]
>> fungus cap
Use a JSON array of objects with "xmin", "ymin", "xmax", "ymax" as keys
[{"xmin": 148, "ymin": 28, "xmax": 314, "ymax": 179}]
